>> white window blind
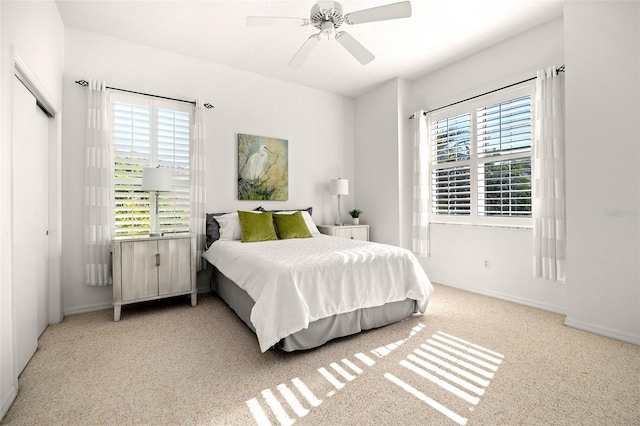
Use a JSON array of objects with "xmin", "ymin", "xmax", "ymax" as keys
[
  {"xmin": 432, "ymin": 113, "xmax": 471, "ymax": 163},
  {"xmin": 477, "ymin": 96, "xmax": 532, "ymax": 217},
  {"xmin": 477, "ymin": 96, "xmax": 532, "ymax": 158},
  {"xmin": 112, "ymin": 94, "xmax": 191, "ymax": 236},
  {"xmin": 431, "ymin": 112, "xmax": 472, "ymax": 215},
  {"xmin": 428, "ymin": 84, "xmax": 533, "ymax": 225},
  {"xmin": 157, "ymin": 108, "xmax": 190, "ymax": 232},
  {"xmin": 431, "ymin": 113, "xmax": 471, "ymax": 215}
]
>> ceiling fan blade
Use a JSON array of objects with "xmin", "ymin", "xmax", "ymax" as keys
[
  {"xmin": 344, "ymin": 1, "xmax": 412, "ymax": 25},
  {"xmin": 246, "ymin": 16, "xmax": 308, "ymax": 26},
  {"xmin": 288, "ymin": 35, "xmax": 320, "ymax": 67},
  {"xmin": 335, "ymin": 32, "xmax": 375, "ymax": 65}
]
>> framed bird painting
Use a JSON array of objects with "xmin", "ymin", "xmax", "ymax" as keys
[{"xmin": 237, "ymin": 133, "xmax": 288, "ymax": 200}]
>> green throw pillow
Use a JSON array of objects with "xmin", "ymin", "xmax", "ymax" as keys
[
  {"xmin": 238, "ymin": 211, "xmax": 278, "ymax": 242},
  {"xmin": 274, "ymin": 211, "xmax": 313, "ymax": 239}
]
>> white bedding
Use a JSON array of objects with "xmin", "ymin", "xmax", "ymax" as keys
[{"xmin": 202, "ymin": 235, "xmax": 433, "ymax": 352}]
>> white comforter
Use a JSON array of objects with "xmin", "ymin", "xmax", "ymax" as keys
[{"xmin": 202, "ymin": 235, "xmax": 433, "ymax": 352}]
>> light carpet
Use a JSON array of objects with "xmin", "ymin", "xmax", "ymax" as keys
[{"xmin": 3, "ymin": 283, "xmax": 639, "ymax": 425}]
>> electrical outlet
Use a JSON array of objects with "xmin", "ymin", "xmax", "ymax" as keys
[{"xmin": 483, "ymin": 259, "xmax": 491, "ymax": 269}]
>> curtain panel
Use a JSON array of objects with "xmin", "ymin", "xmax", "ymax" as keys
[
  {"xmin": 412, "ymin": 111, "xmax": 431, "ymax": 256},
  {"xmin": 190, "ymin": 100, "xmax": 207, "ymax": 271},
  {"xmin": 83, "ymin": 80, "xmax": 113, "ymax": 286},
  {"xmin": 533, "ymin": 66, "xmax": 566, "ymax": 281}
]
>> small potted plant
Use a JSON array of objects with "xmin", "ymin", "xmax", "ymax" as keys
[{"xmin": 348, "ymin": 209, "xmax": 362, "ymax": 225}]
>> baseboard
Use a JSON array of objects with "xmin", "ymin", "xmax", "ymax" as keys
[
  {"xmin": 477, "ymin": 288, "xmax": 566, "ymax": 315},
  {"xmin": 1, "ymin": 383, "xmax": 17, "ymax": 422},
  {"xmin": 64, "ymin": 290, "xmax": 212, "ymax": 316},
  {"xmin": 564, "ymin": 317, "xmax": 640, "ymax": 347},
  {"xmin": 64, "ymin": 302, "xmax": 112, "ymax": 316},
  {"xmin": 435, "ymin": 282, "xmax": 567, "ymax": 315}
]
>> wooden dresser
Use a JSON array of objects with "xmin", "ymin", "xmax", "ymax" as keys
[{"xmin": 112, "ymin": 234, "xmax": 197, "ymax": 321}]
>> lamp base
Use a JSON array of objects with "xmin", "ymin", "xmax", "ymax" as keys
[{"xmin": 335, "ymin": 195, "xmax": 344, "ymax": 226}]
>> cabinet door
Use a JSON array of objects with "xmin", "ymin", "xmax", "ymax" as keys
[
  {"xmin": 333, "ymin": 227, "xmax": 353, "ymax": 239},
  {"xmin": 158, "ymin": 238, "xmax": 192, "ymax": 295},
  {"xmin": 121, "ymin": 241, "xmax": 158, "ymax": 301},
  {"xmin": 351, "ymin": 227, "xmax": 369, "ymax": 241}
]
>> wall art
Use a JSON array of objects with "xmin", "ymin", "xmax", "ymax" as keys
[{"xmin": 238, "ymin": 133, "xmax": 288, "ymax": 200}]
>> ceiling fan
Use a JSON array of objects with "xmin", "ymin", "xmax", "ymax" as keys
[{"xmin": 246, "ymin": 1, "xmax": 412, "ymax": 67}]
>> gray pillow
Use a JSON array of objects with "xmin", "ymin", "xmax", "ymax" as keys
[
  {"xmin": 206, "ymin": 206, "xmax": 264, "ymax": 249},
  {"xmin": 266, "ymin": 207, "xmax": 313, "ymax": 216}
]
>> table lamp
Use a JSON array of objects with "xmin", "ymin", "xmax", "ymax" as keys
[
  {"xmin": 330, "ymin": 178, "xmax": 349, "ymax": 226},
  {"xmin": 141, "ymin": 167, "xmax": 173, "ymax": 237}
]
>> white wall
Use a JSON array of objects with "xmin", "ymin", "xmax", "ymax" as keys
[
  {"xmin": 408, "ymin": 17, "xmax": 564, "ymax": 114},
  {"xmin": 0, "ymin": 0, "xmax": 64, "ymax": 420},
  {"xmin": 398, "ymin": 78, "xmax": 413, "ymax": 250},
  {"xmin": 62, "ymin": 28, "xmax": 354, "ymax": 314},
  {"xmin": 563, "ymin": 1, "xmax": 640, "ymax": 345},
  {"xmin": 354, "ymin": 78, "xmax": 402, "ymax": 245},
  {"xmin": 353, "ymin": 76, "xmax": 415, "ymax": 248}
]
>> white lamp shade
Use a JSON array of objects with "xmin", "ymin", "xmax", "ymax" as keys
[
  {"xmin": 330, "ymin": 178, "xmax": 349, "ymax": 196},
  {"xmin": 141, "ymin": 167, "xmax": 173, "ymax": 192}
]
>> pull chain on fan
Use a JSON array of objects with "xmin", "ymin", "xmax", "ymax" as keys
[{"xmin": 246, "ymin": 1, "xmax": 412, "ymax": 67}]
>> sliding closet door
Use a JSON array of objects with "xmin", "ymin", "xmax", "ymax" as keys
[
  {"xmin": 12, "ymin": 76, "xmax": 49, "ymax": 374},
  {"xmin": 34, "ymin": 105, "xmax": 49, "ymax": 336}
]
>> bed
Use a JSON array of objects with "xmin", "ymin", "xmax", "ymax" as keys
[{"xmin": 202, "ymin": 209, "xmax": 433, "ymax": 352}]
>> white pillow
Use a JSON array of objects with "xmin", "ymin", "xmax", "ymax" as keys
[
  {"xmin": 215, "ymin": 212, "xmax": 241, "ymax": 241},
  {"xmin": 273, "ymin": 210, "xmax": 320, "ymax": 235},
  {"xmin": 301, "ymin": 211, "xmax": 321, "ymax": 235},
  {"xmin": 217, "ymin": 210, "xmax": 266, "ymax": 241}
]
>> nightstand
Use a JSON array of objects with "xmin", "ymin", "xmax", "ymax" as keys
[
  {"xmin": 317, "ymin": 224, "xmax": 369, "ymax": 241},
  {"xmin": 112, "ymin": 234, "xmax": 197, "ymax": 321}
]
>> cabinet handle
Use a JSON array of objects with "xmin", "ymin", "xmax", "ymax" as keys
[{"xmin": 156, "ymin": 253, "xmax": 160, "ymax": 266}]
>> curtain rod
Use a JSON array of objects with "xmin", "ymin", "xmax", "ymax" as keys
[
  {"xmin": 74, "ymin": 79, "xmax": 214, "ymax": 109},
  {"xmin": 409, "ymin": 65, "xmax": 565, "ymax": 119}
]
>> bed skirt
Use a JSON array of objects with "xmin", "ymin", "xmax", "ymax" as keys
[{"xmin": 211, "ymin": 267, "xmax": 417, "ymax": 351}]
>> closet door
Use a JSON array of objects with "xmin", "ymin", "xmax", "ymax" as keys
[
  {"xmin": 12, "ymin": 76, "xmax": 49, "ymax": 374},
  {"xmin": 34, "ymin": 106, "xmax": 49, "ymax": 336}
]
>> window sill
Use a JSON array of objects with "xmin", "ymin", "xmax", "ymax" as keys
[{"xmin": 429, "ymin": 220, "xmax": 533, "ymax": 230}]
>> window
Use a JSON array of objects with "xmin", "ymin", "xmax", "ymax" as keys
[
  {"xmin": 430, "ymin": 85, "xmax": 533, "ymax": 225},
  {"xmin": 432, "ymin": 113, "xmax": 472, "ymax": 215},
  {"xmin": 111, "ymin": 93, "xmax": 191, "ymax": 236}
]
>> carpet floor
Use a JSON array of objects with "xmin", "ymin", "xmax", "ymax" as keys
[{"xmin": 2, "ymin": 283, "xmax": 639, "ymax": 425}]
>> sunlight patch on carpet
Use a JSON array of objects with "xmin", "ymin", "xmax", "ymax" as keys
[
  {"xmin": 385, "ymin": 372, "xmax": 469, "ymax": 425},
  {"xmin": 385, "ymin": 330, "xmax": 504, "ymax": 425},
  {"xmin": 245, "ymin": 322, "xmax": 426, "ymax": 425}
]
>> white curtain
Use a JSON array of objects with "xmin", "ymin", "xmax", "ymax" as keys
[
  {"xmin": 412, "ymin": 111, "xmax": 431, "ymax": 256},
  {"xmin": 190, "ymin": 100, "xmax": 206, "ymax": 271},
  {"xmin": 533, "ymin": 66, "xmax": 566, "ymax": 281},
  {"xmin": 83, "ymin": 80, "xmax": 112, "ymax": 286}
]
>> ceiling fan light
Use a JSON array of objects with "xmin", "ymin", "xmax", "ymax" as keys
[{"xmin": 321, "ymin": 21, "xmax": 335, "ymax": 35}]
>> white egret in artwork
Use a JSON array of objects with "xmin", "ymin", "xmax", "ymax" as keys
[{"xmin": 242, "ymin": 144, "xmax": 273, "ymax": 182}]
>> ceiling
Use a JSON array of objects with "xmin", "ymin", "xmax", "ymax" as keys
[{"xmin": 55, "ymin": 0, "xmax": 563, "ymax": 98}]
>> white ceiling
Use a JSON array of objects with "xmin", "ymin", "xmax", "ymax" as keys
[{"xmin": 55, "ymin": 0, "xmax": 563, "ymax": 98}]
